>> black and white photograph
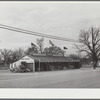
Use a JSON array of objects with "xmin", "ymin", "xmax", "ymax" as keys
[{"xmin": 1, "ymin": 1, "xmax": 100, "ymax": 88}]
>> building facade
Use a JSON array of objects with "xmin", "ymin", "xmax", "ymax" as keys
[{"xmin": 10, "ymin": 54, "xmax": 80, "ymax": 72}]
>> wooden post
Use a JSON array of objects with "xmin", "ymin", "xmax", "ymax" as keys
[
  {"xmin": 33, "ymin": 61, "xmax": 35, "ymax": 72},
  {"xmin": 39, "ymin": 59, "xmax": 40, "ymax": 72}
]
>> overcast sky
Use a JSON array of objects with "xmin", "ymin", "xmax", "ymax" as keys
[{"xmin": 0, "ymin": 2, "xmax": 100, "ymax": 54}]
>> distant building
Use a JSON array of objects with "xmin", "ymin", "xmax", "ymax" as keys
[{"xmin": 10, "ymin": 54, "xmax": 80, "ymax": 72}]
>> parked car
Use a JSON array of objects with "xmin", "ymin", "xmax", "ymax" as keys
[
  {"xmin": 10, "ymin": 63, "xmax": 30, "ymax": 73},
  {"xmin": 10, "ymin": 63, "xmax": 19, "ymax": 72}
]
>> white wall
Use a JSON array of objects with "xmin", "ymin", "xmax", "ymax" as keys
[{"xmin": 13, "ymin": 56, "xmax": 34, "ymax": 68}]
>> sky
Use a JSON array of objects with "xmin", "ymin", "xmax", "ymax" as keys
[{"xmin": 0, "ymin": 1, "xmax": 100, "ymax": 54}]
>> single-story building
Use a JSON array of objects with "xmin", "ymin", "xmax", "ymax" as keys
[{"xmin": 10, "ymin": 54, "xmax": 80, "ymax": 72}]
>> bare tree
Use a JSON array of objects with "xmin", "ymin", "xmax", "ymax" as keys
[
  {"xmin": 44, "ymin": 46, "xmax": 64, "ymax": 56},
  {"xmin": 44, "ymin": 40, "xmax": 64, "ymax": 56},
  {"xmin": 10, "ymin": 48, "xmax": 25, "ymax": 62},
  {"xmin": 37, "ymin": 38, "xmax": 44, "ymax": 53},
  {"xmin": 69, "ymin": 54, "xmax": 80, "ymax": 60},
  {"xmin": 76, "ymin": 27, "xmax": 100, "ymax": 69},
  {"xmin": 25, "ymin": 42, "xmax": 39, "ymax": 55},
  {"xmin": 0, "ymin": 49, "xmax": 12, "ymax": 66},
  {"xmin": 0, "ymin": 48, "xmax": 25, "ymax": 65}
]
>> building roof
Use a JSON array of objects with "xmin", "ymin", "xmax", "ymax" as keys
[{"xmin": 27, "ymin": 55, "xmax": 80, "ymax": 62}]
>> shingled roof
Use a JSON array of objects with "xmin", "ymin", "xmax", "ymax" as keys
[{"xmin": 27, "ymin": 54, "xmax": 79, "ymax": 62}]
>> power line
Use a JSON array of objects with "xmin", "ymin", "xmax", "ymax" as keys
[{"xmin": 0, "ymin": 24, "xmax": 79, "ymax": 43}]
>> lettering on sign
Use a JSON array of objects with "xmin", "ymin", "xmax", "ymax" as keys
[{"xmin": 22, "ymin": 58, "xmax": 30, "ymax": 60}]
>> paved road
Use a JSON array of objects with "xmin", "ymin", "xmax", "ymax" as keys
[{"xmin": 0, "ymin": 68, "xmax": 100, "ymax": 88}]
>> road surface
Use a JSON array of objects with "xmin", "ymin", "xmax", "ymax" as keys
[{"xmin": 0, "ymin": 68, "xmax": 100, "ymax": 88}]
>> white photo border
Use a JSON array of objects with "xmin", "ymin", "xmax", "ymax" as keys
[{"xmin": 0, "ymin": 1, "xmax": 100, "ymax": 99}]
